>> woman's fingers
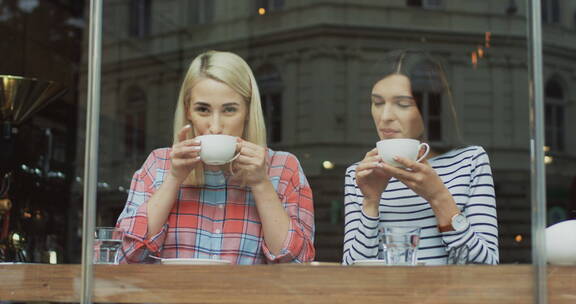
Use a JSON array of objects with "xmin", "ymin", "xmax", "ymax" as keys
[
  {"xmin": 378, "ymin": 160, "xmax": 429, "ymax": 185},
  {"xmin": 356, "ymin": 161, "xmax": 381, "ymax": 172},
  {"xmin": 356, "ymin": 168, "xmax": 374, "ymax": 179},
  {"xmin": 238, "ymin": 146, "xmax": 262, "ymax": 158},
  {"xmin": 365, "ymin": 148, "xmax": 380, "ymax": 158},
  {"xmin": 177, "ymin": 125, "xmax": 191, "ymax": 143},
  {"xmin": 172, "ymin": 147, "xmax": 200, "ymax": 159},
  {"xmin": 384, "ymin": 165, "xmax": 412, "ymax": 181},
  {"xmin": 177, "ymin": 138, "xmax": 201, "ymax": 148},
  {"xmin": 237, "ymin": 141, "xmax": 265, "ymax": 156},
  {"xmin": 171, "ymin": 136, "xmax": 201, "ymax": 161},
  {"xmin": 179, "ymin": 156, "xmax": 201, "ymax": 165},
  {"xmin": 392, "ymin": 156, "xmax": 423, "ymax": 171},
  {"xmin": 234, "ymin": 155, "xmax": 257, "ymax": 165}
]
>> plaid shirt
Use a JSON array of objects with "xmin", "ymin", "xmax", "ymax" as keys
[{"xmin": 116, "ymin": 148, "xmax": 315, "ymax": 264}]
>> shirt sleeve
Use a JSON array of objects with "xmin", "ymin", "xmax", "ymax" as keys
[
  {"xmin": 440, "ymin": 146, "xmax": 500, "ymax": 264},
  {"xmin": 116, "ymin": 150, "xmax": 169, "ymax": 264},
  {"xmin": 342, "ymin": 165, "xmax": 380, "ymax": 265},
  {"xmin": 261, "ymin": 153, "xmax": 315, "ymax": 263}
]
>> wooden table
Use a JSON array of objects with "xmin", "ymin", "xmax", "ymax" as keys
[{"xmin": 0, "ymin": 264, "xmax": 574, "ymax": 303}]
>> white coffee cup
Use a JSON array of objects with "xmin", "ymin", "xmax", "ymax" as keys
[
  {"xmin": 546, "ymin": 220, "xmax": 576, "ymax": 265},
  {"xmin": 196, "ymin": 135, "xmax": 240, "ymax": 165},
  {"xmin": 376, "ymin": 138, "xmax": 430, "ymax": 168}
]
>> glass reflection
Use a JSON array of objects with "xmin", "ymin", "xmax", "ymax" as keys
[
  {"xmin": 87, "ymin": 0, "xmax": 542, "ymax": 265},
  {"xmin": 542, "ymin": 0, "xmax": 576, "ymax": 230},
  {"xmin": 0, "ymin": 0, "xmax": 85, "ymax": 263}
]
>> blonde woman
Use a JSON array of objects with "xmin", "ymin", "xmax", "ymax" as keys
[{"xmin": 116, "ymin": 51, "xmax": 315, "ymax": 264}]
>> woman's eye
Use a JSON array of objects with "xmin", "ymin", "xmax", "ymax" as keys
[
  {"xmin": 372, "ymin": 100, "xmax": 384, "ymax": 106},
  {"xmin": 396, "ymin": 99, "xmax": 414, "ymax": 108},
  {"xmin": 194, "ymin": 106, "xmax": 209, "ymax": 113},
  {"xmin": 223, "ymin": 107, "xmax": 237, "ymax": 113}
]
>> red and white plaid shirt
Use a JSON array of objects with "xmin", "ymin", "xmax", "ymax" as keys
[{"xmin": 116, "ymin": 148, "xmax": 315, "ymax": 264}]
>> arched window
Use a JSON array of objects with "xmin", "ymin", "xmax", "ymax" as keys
[
  {"xmin": 545, "ymin": 78, "xmax": 565, "ymax": 151},
  {"xmin": 254, "ymin": 0, "xmax": 285, "ymax": 15},
  {"xmin": 129, "ymin": 0, "xmax": 151, "ymax": 37},
  {"xmin": 410, "ymin": 61, "xmax": 443, "ymax": 142},
  {"xmin": 406, "ymin": 0, "xmax": 442, "ymax": 9},
  {"xmin": 188, "ymin": 0, "xmax": 214, "ymax": 25},
  {"xmin": 256, "ymin": 64, "xmax": 283, "ymax": 144},
  {"xmin": 123, "ymin": 86, "xmax": 147, "ymax": 157},
  {"xmin": 541, "ymin": 0, "xmax": 560, "ymax": 24}
]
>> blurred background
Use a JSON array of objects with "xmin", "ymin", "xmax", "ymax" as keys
[{"xmin": 0, "ymin": 0, "xmax": 574, "ymax": 264}]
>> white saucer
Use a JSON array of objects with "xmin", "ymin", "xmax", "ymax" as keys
[
  {"xmin": 160, "ymin": 258, "xmax": 231, "ymax": 265},
  {"xmin": 352, "ymin": 260, "xmax": 389, "ymax": 266}
]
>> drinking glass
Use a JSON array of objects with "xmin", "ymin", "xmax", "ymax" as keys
[
  {"xmin": 379, "ymin": 226, "xmax": 421, "ymax": 265},
  {"xmin": 447, "ymin": 245, "xmax": 470, "ymax": 265},
  {"xmin": 93, "ymin": 227, "xmax": 124, "ymax": 264}
]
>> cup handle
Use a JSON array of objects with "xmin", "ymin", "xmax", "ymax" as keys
[
  {"xmin": 226, "ymin": 151, "xmax": 242, "ymax": 176},
  {"xmin": 227, "ymin": 152, "xmax": 241, "ymax": 163},
  {"xmin": 225, "ymin": 140, "xmax": 242, "ymax": 165},
  {"xmin": 415, "ymin": 143, "xmax": 430, "ymax": 163}
]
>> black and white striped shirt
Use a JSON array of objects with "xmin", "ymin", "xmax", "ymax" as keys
[{"xmin": 343, "ymin": 146, "xmax": 499, "ymax": 265}]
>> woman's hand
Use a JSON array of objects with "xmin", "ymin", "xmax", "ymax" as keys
[
  {"xmin": 356, "ymin": 148, "xmax": 392, "ymax": 205},
  {"xmin": 169, "ymin": 125, "xmax": 203, "ymax": 184},
  {"xmin": 233, "ymin": 138, "xmax": 269, "ymax": 187},
  {"xmin": 382, "ymin": 156, "xmax": 451, "ymax": 205}
]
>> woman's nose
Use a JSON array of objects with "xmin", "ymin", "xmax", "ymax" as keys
[
  {"xmin": 208, "ymin": 114, "xmax": 223, "ymax": 134},
  {"xmin": 379, "ymin": 104, "xmax": 396, "ymax": 121}
]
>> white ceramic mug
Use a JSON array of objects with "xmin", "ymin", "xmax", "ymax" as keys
[
  {"xmin": 376, "ymin": 138, "xmax": 430, "ymax": 168},
  {"xmin": 196, "ymin": 135, "xmax": 240, "ymax": 165},
  {"xmin": 546, "ymin": 220, "xmax": 576, "ymax": 265}
]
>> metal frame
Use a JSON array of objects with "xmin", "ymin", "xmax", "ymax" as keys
[
  {"xmin": 81, "ymin": 0, "xmax": 102, "ymax": 303},
  {"xmin": 528, "ymin": 0, "xmax": 547, "ymax": 303},
  {"xmin": 81, "ymin": 0, "xmax": 548, "ymax": 303}
]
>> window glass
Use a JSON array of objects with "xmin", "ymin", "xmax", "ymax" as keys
[
  {"xmin": 543, "ymin": 1, "xmax": 576, "ymax": 225},
  {"xmin": 84, "ymin": 0, "xmax": 539, "ymax": 265},
  {"xmin": 8, "ymin": 0, "xmax": 572, "ymax": 301}
]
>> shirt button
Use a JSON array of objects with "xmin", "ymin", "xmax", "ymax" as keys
[{"xmin": 215, "ymin": 229, "xmax": 221, "ymax": 234}]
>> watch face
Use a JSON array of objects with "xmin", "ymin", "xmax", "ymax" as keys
[{"xmin": 452, "ymin": 214, "xmax": 468, "ymax": 231}]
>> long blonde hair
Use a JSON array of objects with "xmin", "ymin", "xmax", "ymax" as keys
[{"xmin": 173, "ymin": 50, "xmax": 267, "ymax": 185}]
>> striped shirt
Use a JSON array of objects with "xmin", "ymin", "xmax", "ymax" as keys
[
  {"xmin": 116, "ymin": 148, "xmax": 315, "ymax": 264},
  {"xmin": 343, "ymin": 146, "xmax": 499, "ymax": 265}
]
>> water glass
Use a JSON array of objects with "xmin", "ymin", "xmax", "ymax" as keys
[
  {"xmin": 379, "ymin": 226, "xmax": 421, "ymax": 265},
  {"xmin": 447, "ymin": 245, "xmax": 469, "ymax": 264},
  {"xmin": 93, "ymin": 227, "xmax": 124, "ymax": 264}
]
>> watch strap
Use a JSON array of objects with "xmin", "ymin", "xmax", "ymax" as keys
[
  {"xmin": 437, "ymin": 213, "xmax": 460, "ymax": 232},
  {"xmin": 438, "ymin": 222, "xmax": 454, "ymax": 232}
]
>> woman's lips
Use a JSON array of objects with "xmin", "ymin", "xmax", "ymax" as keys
[{"xmin": 380, "ymin": 129, "xmax": 400, "ymax": 137}]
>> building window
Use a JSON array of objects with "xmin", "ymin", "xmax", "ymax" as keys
[
  {"xmin": 545, "ymin": 78, "xmax": 565, "ymax": 151},
  {"xmin": 189, "ymin": 0, "xmax": 214, "ymax": 25},
  {"xmin": 407, "ymin": 0, "xmax": 442, "ymax": 9},
  {"xmin": 255, "ymin": 0, "xmax": 285, "ymax": 15},
  {"xmin": 129, "ymin": 0, "xmax": 151, "ymax": 37},
  {"xmin": 541, "ymin": 0, "xmax": 560, "ymax": 24},
  {"xmin": 123, "ymin": 86, "xmax": 147, "ymax": 157},
  {"xmin": 411, "ymin": 61, "xmax": 443, "ymax": 142},
  {"xmin": 257, "ymin": 64, "xmax": 283, "ymax": 144}
]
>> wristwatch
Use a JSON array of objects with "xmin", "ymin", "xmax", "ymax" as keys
[{"xmin": 438, "ymin": 213, "xmax": 468, "ymax": 232}]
